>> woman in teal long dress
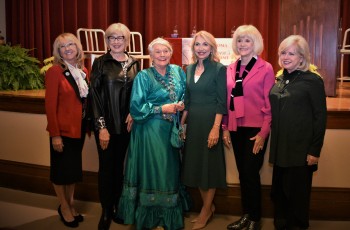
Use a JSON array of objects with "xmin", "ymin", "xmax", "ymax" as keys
[
  {"xmin": 117, "ymin": 38, "xmax": 189, "ymax": 230},
  {"xmin": 181, "ymin": 31, "xmax": 227, "ymax": 230}
]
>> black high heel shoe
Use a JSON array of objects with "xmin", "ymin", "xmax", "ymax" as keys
[
  {"xmin": 74, "ymin": 213, "xmax": 84, "ymax": 222},
  {"xmin": 58, "ymin": 205, "xmax": 79, "ymax": 228}
]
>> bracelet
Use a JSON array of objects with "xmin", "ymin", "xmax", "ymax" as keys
[
  {"xmin": 154, "ymin": 106, "xmax": 162, "ymax": 114},
  {"xmin": 214, "ymin": 123, "xmax": 220, "ymax": 127},
  {"xmin": 96, "ymin": 117, "xmax": 107, "ymax": 130}
]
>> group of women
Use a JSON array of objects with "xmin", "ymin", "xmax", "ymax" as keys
[{"xmin": 45, "ymin": 23, "xmax": 327, "ymax": 230}]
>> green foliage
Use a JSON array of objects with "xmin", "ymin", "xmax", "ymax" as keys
[{"xmin": 0, "ymin": 45, "xmax": 44, "ymax": 90}]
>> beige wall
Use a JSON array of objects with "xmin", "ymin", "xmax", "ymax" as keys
[{"xmin": 1, "ymin": 110, "xmax": 349, "ymax": 188}]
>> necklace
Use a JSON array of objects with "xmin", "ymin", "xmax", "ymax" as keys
[
  {"xmin": 151, "ymin": 66, "xmax": 177, "ymax": 102},
  {"xmin": 120, "ymin": 61, "xmax": 128, "ymax": 82}
]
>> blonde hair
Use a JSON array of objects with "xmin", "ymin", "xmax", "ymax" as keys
[
  {"xmin": 191, "ymin": 30, "xmax": 220, "ymax": 63},
  {"xmin": 232, "ymin": 25, "xmax": 264, "ymax": 56},
  {"xmin": 148, "ymin": 37, "xmax": 173, "ymax": 54},
  {"xmin": 52, "ymin": 33, "xmax": 84, "ymax": 69},
  {"xmin": 105, "ymin": 23, "xmax": 131, "ymax": 49},
  {"xmin": 278, "ymin": 35, "xmax": 311, "ymax": 72}
]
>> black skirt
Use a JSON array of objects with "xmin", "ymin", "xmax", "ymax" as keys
[{"xmin": 50, "ymin": 123, "xmax": 86, "ymax": 185}]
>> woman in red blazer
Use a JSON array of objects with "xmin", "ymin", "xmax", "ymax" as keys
[{"xmin": 45, "ymin": 33, "xmax": 89, "ymax": 228}]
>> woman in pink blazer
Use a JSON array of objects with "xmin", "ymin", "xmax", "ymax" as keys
[{"xmin": 222, "ymin": 25, "xmax": 275, "ymax": 230}]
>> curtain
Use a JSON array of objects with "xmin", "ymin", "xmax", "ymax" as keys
[{"xmin": 5, "ymin": 0, "xmax": 279, "ymax": 69}]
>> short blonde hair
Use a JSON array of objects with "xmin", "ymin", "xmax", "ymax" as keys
[
  {"xmin": 191, "ymin": 30, "xmax": 220, "ymax": 63},
  {"xmin": 148, "ymin": 37, "xmax": 173, "ymax": 55},
  {"xmin": 52, "ymin": 33, "xmax": 84, "ymax": 69},
  {"xmin": 232, "ymin": 25, "xmax": 264, "ymax": 56},
  {"xmin": 105, "ymin": 23, "xmax": 131, "ymax": 49},
  {"xmin": 278, "ymin": 35, "xmax": 311, "ymax": 72}
]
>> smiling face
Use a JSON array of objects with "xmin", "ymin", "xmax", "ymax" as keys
[
  {"xmin": 107, "ymin": 32, "xmax": 127, "ymax": 55},
  {"xmin": 151, "ymin": 44, "xmax": 171, "ymax": 69},
  {"xmin": 279, "ymin": 44, "xmax": 303, "ymax": 73},
  {"xmin": 58, "ymin": 37, "xmax": 78, "ymax": 65},
  {"xmin": 193, "ymin": 36, "xmax": 211, "ymax": 61},
  {"xmin": 236, "ymin": 35, "xmax": 255, "ymax": 59}
]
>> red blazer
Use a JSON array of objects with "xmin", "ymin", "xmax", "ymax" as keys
[{"xmin": 45, "ymin": 64, "xmax": 89, "ymax": 138}]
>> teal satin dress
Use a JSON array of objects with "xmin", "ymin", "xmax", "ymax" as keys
[{"xmin": 117, "ymin": 65, "xmax": 190, "ymax": 230}]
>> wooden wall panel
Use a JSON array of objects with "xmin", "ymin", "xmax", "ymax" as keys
[{"xmin": 280, "ymin": 0, "xmax": 341, "ymax": 96}]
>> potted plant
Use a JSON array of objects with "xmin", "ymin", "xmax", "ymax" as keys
[{"xmin": 0, "ymin": 45, "xmax": 44, "ymax": 90}]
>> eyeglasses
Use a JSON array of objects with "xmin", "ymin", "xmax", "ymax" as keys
[
  {"xmin": 59, "ymin": 42, "xmax": 76, "ymax": 49},
  {"xmin": 107, "ymin": 36, "xmax": 125, "ymax": 42}
]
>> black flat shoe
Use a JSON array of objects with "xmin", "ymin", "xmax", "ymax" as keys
[
  {"xmin": 246, "ymin": 220, "xmax": 261, "ymax": 230},
  {"xmin": 58, "ymin": 205, "xmax": 79, "ymax": 228},
  {"xmin": 74, "ymin": 213, "xmax": 84, "ymax": 222},
  {"xmin": 98, "ymin": 209, "xmax": 112, "ymax": 230},
  {"xmin": 227, "ymin": 214, "xmax": 250, "ymax": 230},
  {"xmin": 112, "ymin": 215, "xmax": 125, "ymax": 225}
]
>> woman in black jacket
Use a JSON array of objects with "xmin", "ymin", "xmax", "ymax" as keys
[
  {"xmin": 269, "ymin": 35, "xmax": 327, "ymax": 230},
  {"xmin": 90, "ymin": 23, "xmax": 140, "ymax": 230}
]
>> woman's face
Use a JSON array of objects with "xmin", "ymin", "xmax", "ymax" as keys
[
  {"xmin": 107, "ymin": 32, "xmax": 127, "ymax": 54},
  {"xmin": 279, "ymin": 45, "xmax": 303, "ymax": 73},
  {"xmin": 151, "ymin": 44, "xmax": 171, "ymax": 68},
  {"xmin": 193, "ymin": 36, "xmax": 211, "ymax": 61},
  {"xmin": 236, "ymin": 35, "xmax": 254, "ymax": 58},
  {"xmin": 59, "ymin": 37, "xmax": 78, "ymax": 65}
]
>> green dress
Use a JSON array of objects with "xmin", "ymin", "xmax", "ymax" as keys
[
  {"xmin": 182, "ymin": 58, "xmax": 227, "ymax": 189},
  {"xmin": 117, "ymin": 65, "xmax": 190, "ymax": 230}
]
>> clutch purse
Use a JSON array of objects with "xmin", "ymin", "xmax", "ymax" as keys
[{"xmin": 170, "ymin": 111, "xmax": 184, "ymax": 148}]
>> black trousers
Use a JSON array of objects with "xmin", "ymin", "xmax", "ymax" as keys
[
  {"xmin": 94, "ymin": 131, "xmax": 130, "ymax": 211},
  {"xmin": 230, "ymin": 127, "xmax": 267, "ymax": 221},
  {"xmin": 271, "ymin": 165, "xmax": 314, "ymax": 230}
]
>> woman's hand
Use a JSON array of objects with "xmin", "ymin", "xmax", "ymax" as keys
[
  {"xmin": 99, "ymin": 128, "xmax": 110, "ymax": 150},
  {"xmin": 125, "ymin": 113, "xmax": 133, "ymax": 132},
  {"xmin": 161, "ymin": 103, "xmax": 178, "ymax": 114},
  {"xmin": 307, "ymin": 154, "xmax": 319, "ymax": 165},
  {"xmin": 208, "ymin": 126, "xmax": 220, "ymax": 148},
  {"xmin": 250, "ymin": 134, "xmax": 265, "ymax": 154},
  {"xmin": 52, "ymin": 136, "xmax": 64, "ymax": 152},
  {"xmin": 175, "ymin": 101, "xmax": 185, "ymax": 112},
  {"xmin": 222, "ymin": 130, "xmax": 231, "ymax": 148}
]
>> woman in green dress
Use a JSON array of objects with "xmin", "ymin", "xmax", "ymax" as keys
[
  {"xmin": 181, "ymin": 31, "xmax": 227, "ymax": 230},
  {"xmin": 117, "ymin": 38, "xmax": 189, "ymax": 230}
]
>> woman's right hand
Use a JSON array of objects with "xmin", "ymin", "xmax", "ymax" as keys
[
  {"xmin": 161, "ymin": 103, "xmax": 178, "ymax": 114},
  {"xmin": 99, "ymin": 128, "xmax": 110, "ymax": 150},
  {"xmin": 222, "ymin": 130, "xmax": 231, "ymax": 148}
]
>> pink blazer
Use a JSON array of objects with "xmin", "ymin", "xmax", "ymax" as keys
[{"xmin": 222, "ymin": 57, "xmax": 275, "ymax": 139}]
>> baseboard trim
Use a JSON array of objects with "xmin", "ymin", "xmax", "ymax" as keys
[{"xmin": 0, "ymin": 159, "xmax": 349, "ymax": 220}]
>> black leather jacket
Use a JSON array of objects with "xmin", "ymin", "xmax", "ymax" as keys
[{"xmin": 90, "ymin": 51, "xmax": 140, "ymax": 134}]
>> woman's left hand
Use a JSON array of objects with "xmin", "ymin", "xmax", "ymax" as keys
[
  {"xmin": 250, "ymin": 134, "xmax": 265, "ymax": 154},
  {"xmin": 175, "ymin": 101, "xmax": 185, "ymax": 112},
  {"xmin": 208, "ymin": 126, "xmax": 220, "ymax": 148},
  {"xmin": 306, "ymin": 154, "xmax": 319, "ymax": 165},
  {"xmin": 125, "ymin": 113, "xmax": 133, "ymax": 132}
]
